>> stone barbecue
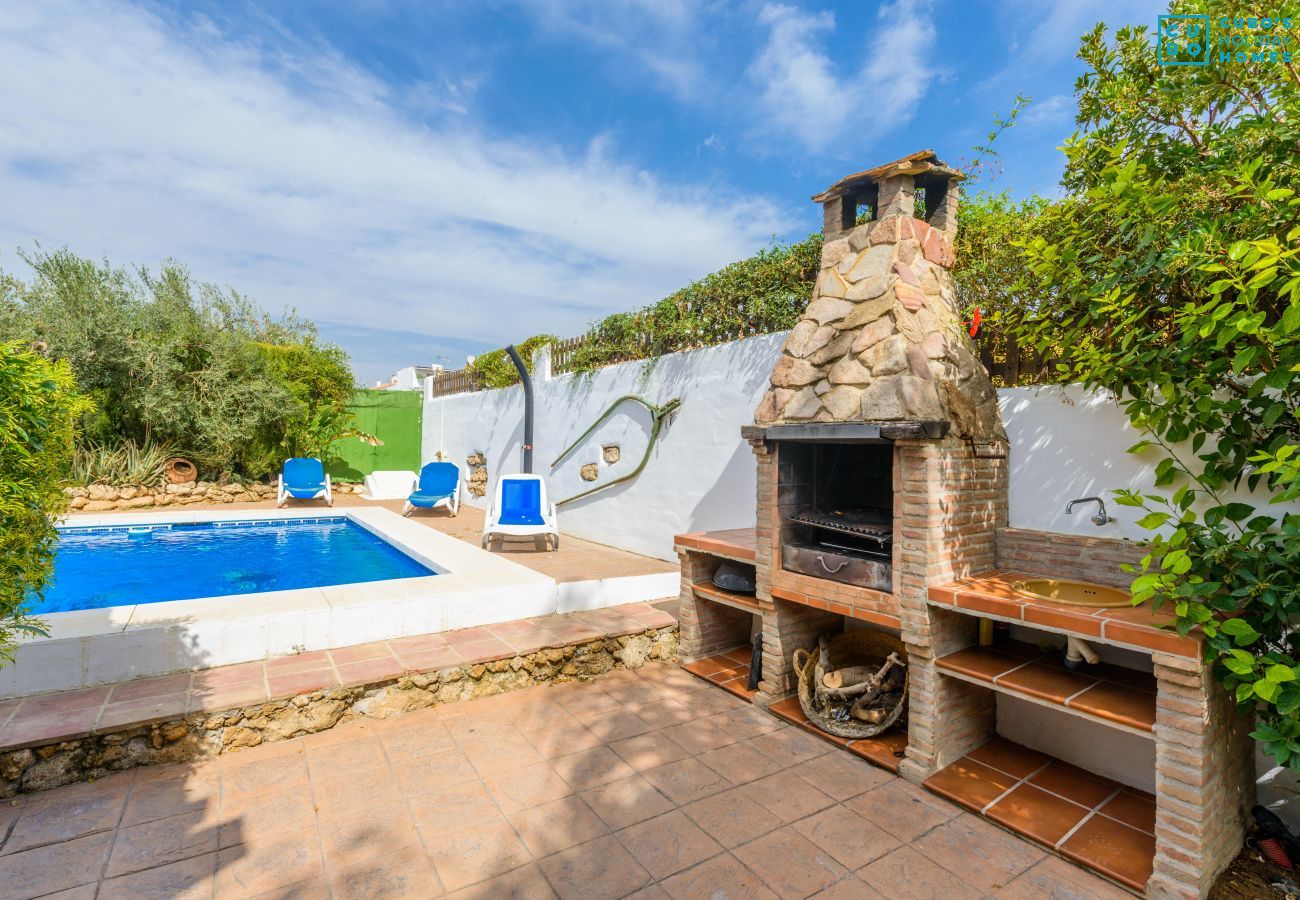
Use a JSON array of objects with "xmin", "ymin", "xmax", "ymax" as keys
[{"xmin": 677, "ymin": 151, "xmax": 1255, "ymax": 899}]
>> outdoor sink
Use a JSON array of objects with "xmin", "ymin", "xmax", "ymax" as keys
[{"xmin": 1012, "ymin": 578, "xmax": 1129, "ymax": 608}]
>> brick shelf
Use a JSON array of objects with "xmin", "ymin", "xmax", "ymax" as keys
[
  {"xmin": 936, "ymin": 643, "xmax": 1157, "ymax": 737},
  {"xmin": 928, "ymin": 570, "xmax": 1200, "ymax": 658},
  {"xmin": 691, "ymin": 581, "xmax": 762, "ymax": 614},
  {"xmin": 681, "ymin": 648, "xmax": 757, "ymax": 700},
  {"xmin": 924, "ymin": 737, "xmax": 1156, "ymax": 893}
]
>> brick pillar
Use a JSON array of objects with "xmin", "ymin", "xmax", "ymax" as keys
[
  {"xmin": 895, "ymin": 438, "xmax": 1007, "ymax": 783},
  {"xmin": 755, "ymin": 597, "xmax": 843, "ymax": 706},
  {"xmin": 1147, "ymin": 654, "xmax": 1254, "ymax": 899}
]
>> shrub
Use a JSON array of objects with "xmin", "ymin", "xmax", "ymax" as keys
[{"xmin": 0, "ymin": 342, "xmax": 88, "ymax": 663}]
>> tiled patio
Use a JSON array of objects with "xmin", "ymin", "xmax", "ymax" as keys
[
  {"xmin": 0, "ymin": 664, "xmax": 1131, "ymax": 899},
  {"xmin": 0, "ymin": 601, "xmax": 676, "ymax": 752}
]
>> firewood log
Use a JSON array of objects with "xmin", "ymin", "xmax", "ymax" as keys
[{"xmin": 823, "ymin": 666, "xmax": 878, "ymax": 690}]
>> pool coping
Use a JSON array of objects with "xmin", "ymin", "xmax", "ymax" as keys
[{"xmin": 1, "ymin": 507, "xmax": 566, "ymax": 699}]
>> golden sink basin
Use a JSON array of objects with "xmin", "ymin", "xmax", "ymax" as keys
[{"xmin": 1012, "ymin": 578, "xmax": 1129, "ymax": 608}]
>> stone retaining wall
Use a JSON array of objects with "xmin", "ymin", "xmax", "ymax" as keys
[
  {"xmin": 0, "ymin": 627, "xmax": 677, "ymax": 797},
  {"xmin": 62, "ymin": 481, "xmax": 365, "ymax": 512}
]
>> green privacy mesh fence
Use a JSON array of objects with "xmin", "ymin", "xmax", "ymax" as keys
[{"xmin": 327, "ymin": 389, "xmax": 423, "ymax": 480}]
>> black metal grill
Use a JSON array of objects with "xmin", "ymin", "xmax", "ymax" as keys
[{"xmin": 787, "ymin": 508, "xmax": 892, "ymax": 545}]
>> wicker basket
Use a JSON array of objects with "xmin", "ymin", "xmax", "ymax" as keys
[{"xmin": 793, "ymin": 630, "xmax": 908, "ymax": 740}]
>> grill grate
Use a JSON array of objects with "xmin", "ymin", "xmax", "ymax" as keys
[{"xmin": 787, "ymin": 508, "xmax": 892, "ymax": 544}]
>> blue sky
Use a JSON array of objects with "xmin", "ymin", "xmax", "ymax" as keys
[{"xmin": 0, "ymin": 0, "xmax": 1165, "ymax": 383}]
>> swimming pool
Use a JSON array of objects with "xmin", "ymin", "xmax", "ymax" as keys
[{"xmin": 41, "ymin": 517, "xmax": 435, "ymax": 613}]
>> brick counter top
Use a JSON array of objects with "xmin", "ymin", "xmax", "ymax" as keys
[
  {"xmin": 928, "ymin": 570, "xmax": 1200, "ymax": 658},
  {"xmin": 673, "ymin": 528, "xmax": 757, "ymax": 563}
]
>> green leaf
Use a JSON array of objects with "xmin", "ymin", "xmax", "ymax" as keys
[{"xmin": 1268, "ymin": 665, "xmax": 1298, "ymax": 684}]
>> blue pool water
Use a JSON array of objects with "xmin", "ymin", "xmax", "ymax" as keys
[{"xmin": 38, "ymin": 517, "xmax": 435, "ymax": 613}]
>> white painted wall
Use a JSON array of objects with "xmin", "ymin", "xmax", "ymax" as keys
[
  {"xmin": 422, "ymin": 333, "xmax": 787, "ymax": 561},
  {"xmin": 1000, "ymin": 384, "xmax": 1299, "ymax": 537}
]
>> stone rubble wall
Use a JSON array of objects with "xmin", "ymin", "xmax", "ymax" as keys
[
  {"xmin": 754, "ymin": 210, "xmax": 1003, "ymax": 442},
  {"xmin": 0, "ymin": 627, "xmax": 677, "ymax": 798},
  {"xmin": 61, "ymin": 480, "xmax": 365, "ymax": 512}
]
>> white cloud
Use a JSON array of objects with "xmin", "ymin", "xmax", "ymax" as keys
[
  {"xmin": 1020, "ymin": 94, "xmax": 1072, "ymax": 128},
  {"xmin": 747, "ymin": 0, "xmax": 937, "ymax": 151},
  {"xmin": 0, "ymin": 1, "xmax": 786, "ymax": 381}
]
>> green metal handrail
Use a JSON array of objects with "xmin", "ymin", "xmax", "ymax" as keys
[{"xmin": 550, "ymin": 394, "xmax": 682, "ymax": 506}]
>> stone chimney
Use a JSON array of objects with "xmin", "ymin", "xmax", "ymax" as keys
[{"xmin": 755, "ymin": 151, "xmax": 1004, "ymax": 443}]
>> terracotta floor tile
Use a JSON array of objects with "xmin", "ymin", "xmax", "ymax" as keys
[
  {"xmin": 845, "ymin": 730, "xmax": 907, "ymax": 773},
  {"xmin": 996, "ymin": 661, "xmax": 1097, "ymax": 704},
  {"xmin": 463, "ymin": 733, "xmax": 546, "ymax": 778},
  {"xmin": 580, "ymin": 710, "xmax": 656, "ymax": 743},
  {"xmin": 791, "ymin": 750, "xmax": 893, "ymax": 800},
  {"xmin": 328, "ymin": 642, "xmax": 394, "ymax": 665},
  {"xmin": 428, "ymin": 818, "xmax": 533, "ymax": 892},
  {"xmin": 97, "ymin": 695, "xmax": 190, "ymax": 731},
  {"xmin": 265, "ymin": 650, "xmax": 333, "ymax": 675},
  {"xmin": 268, "ymin": 668, "xmax": 341, "ymax": 698},
  {"xmin": 335, "ymin": 656, "xmax": 406, "ymax": 686},
  {"xmin": 732, "ymin": 827, "xmax": 848, "ymax": 898},
  {"xmin": 741, "ymin": 770, "xmax": 836, "ymax": 823},
  {"xmin": 1099, "ymin": 789, "xmax": 1157, "ymax": 834},
  {"xmin": 914, "ymin": 813, "xmax": 1045, "ymax": 893},
  {"xmin": 188, "ymin": 682, "xmax": 267, "ymax": 713},
  {"xmin": 482, "ymin": 761, "xmax": 573, "ymax": 815},
  {"xmin": 681, "ymin": 658, "xmax": 728, "ymax": 679},
  {"xmin": 998, "ymin": 853, "xmax": 1134, "ymax": 900},
  {"xmin": 507, "ymin": 795, "xmax": 607, "ymax": 858},
  {"xmin": 97, "ymin": 850, "xmax": 217, "ymax": 900},
  {"xmin": 1067, "ymin": 681, "xmax": 1156, "ymax": 731},
  {"xmin": 641, "ymin": 758, "xmax": 732, "ymax": 807},
  {"xmin": 986, "ymin": 783, "xmax": 1090, "ymax": 847},
  {"xmin": 746, "ymin": 728, "xmax": 832, "ymax": 768},
  {"xmin": 520, "ymin": 721, "xmax": 604, "ymax": 759},
  {"xmin": 221, "ymin": 752, "xmax": 308, "ymax": 799},
  {"xmin": 937, "ymin": 647, "xmax": 1031, "ymax": 682},
  {"xmin": 453, "ymin": 638, "xmax": 517, "ymax": 665},
  {"xmin": 3, "ymin": 788, "xmax": 128, "ymax": 854},
  {"xmin": 617, "ymin": 810, "xmax": 722, "ymax": 881},
  {"xmin": 305, "ymin": 736, "xmax": 388, "ymax": 780},
  {"xmin": 215, "ymin": 834, "xmax": 325, "ymax": 896},
  {"xmin": 387, "ymin": 747, "xmax": 477, "ymax": 795},
  {"xmin": 1028, "ymin": 761, "xmax": 1118, "ymax": 809},
  {"xmin": 219, "ymin": 788, "xmax": 316, "ymax": 849},
  {"xmin": 1058, "ymin": 813, "xmax": 1156, "ymax": 891},
  {"xmin": 409, "ymin": 781, "xmax": 502, "ymax": 837},
  {"xmin": 394, "ymin": 646, "xmax": 464, "ymax": 672},
  {"xmin": 445, "ymin": 710, "xmax": 519, "ymax": 745},
  {"xmin": 447, "ymin": 863, "xmax": 556, "ymax": 900},
  {"xmin": 538, "ymin": 834, "xmax": 651, "ymax": 900},
  {"xmin": 21, "ymin": 686, "xmax": 112, "ymax": 717},
  {"xmin": 697, "ymin": 741, "xmax": 784, "ymax": 785},
  {"xmin": 123, "ymin": 774, "xmax": 219, "ymax": 827},
  {"xmin": 792, "ymin": 804, "xmax": 900, "ymax": 870},
  {"xmin": 857, "ymin": 845, "xmax": 983, "ymax": 900},
  {"xmin": 2, "ymin": 706, "xmax": 102, "ymax": 746},
  {"xmin": 845, "ymin": 779, "xmax": 961, "ymax": 842},
  {"xmin": 660, "ymin": 720, "xmax": 738, "ymax": 756},
  {"xmin": 551, "ymin": 746, "xmax": 637, "ymax": 791},
  {"xmin": 104, "ymin": 810, "xmax": 220, "ymax": 878},
  {"xmin": 630, "ymin": 698, "xmax": 699, "ymax": 730},
  {"xmin": 0, "ymin": 831, "xmax": 112, "ymax": 898},
  {"xmin": 108, "ymin": 673, "xmax": 192, "ymax": 704},
  {"xmin": 580, "ymin": 773, "xmax": 674, "ymax": 829},
  {"xmin": 317, "ymin": 801, "xmax": 419, "ymax": 872},
  {"xmin": 610, "ymin": 731, "xmax": 691, "ymax": 772},
  {"xmin": 923, "ymin": 757, "xmax": 1018, "ymax": 812},
  {"xmin": 327, "ymin": 844, "xmax": 438, "ymax": 899},
  {"xmin": 707, "ymin": 705, "xmax": 782, "ymax": 742},
  {"xmin": 680, "ymin": 786, "xmax": 782, "ymax": 850},
  {"xmin": 659, "ymin": 852, "xmax": 778, "ymax": 900},
  {"xmin": 965, "ymin": 737, "xmax": 1054, "ymax": 780}
]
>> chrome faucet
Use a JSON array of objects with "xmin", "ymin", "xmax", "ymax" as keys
[{"xmin": 1066, "ymin": 496, "xmax": 1111, "ymax": 526}]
